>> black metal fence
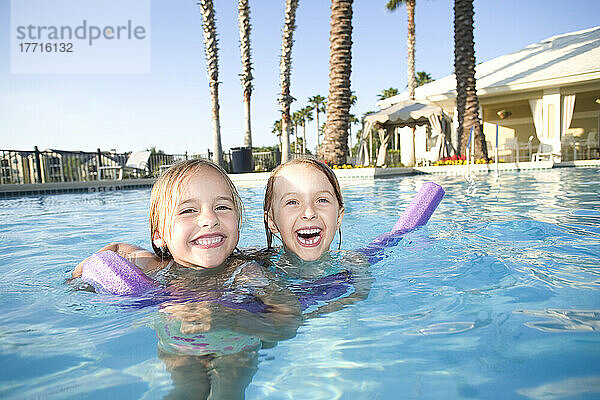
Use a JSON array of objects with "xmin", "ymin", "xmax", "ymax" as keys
[{"xmin": 0, "ymin": 147, "xmax": 299, "ymax": 185}]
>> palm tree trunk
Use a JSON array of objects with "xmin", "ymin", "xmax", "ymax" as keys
[
  {"xmin": 319, "ymin": 0, "xmax": 353, "ymax": 165},
  {"xmin": 210, "ymin": 85, "xmax": 223, "ymax": 166},
  {"xmin": 302, "ymin": 122, "xmax": 307, "ymax": 154},
  {"xmin": 315, "ymin": 109, "xmax": 321, "ymax": 146},
  {"xmin": 406, "ymin": 0, "xmax": 416, "ymax": 100},
  {"xmin": 199, "ymin": 0, "xmax": 223, "ymax": 167},
  {"xmin": 454, "ymin": 0, "xmax": 487, "ymax": 159},
  {"xmin": 279, "ymin": 0, "xmax": 299, "ymax": 163},
  {"xmin": 308, "ymin": 95, "xmax": 326, "ymax": 148},
  {"xmin": 243, "ymin": 92, "xmax": 251, "ymax": 147},
  {"xmin": 406, "ymin": 0, "xmax": 417, "ymax": 165},
  {"xmin": 238, "ymin": 0, "xmax": 253, "ymax": 149},
  {"xmin": 294, "ymin": 121, "xmax": 299, "ymax": 153},
  {"xmin": 281, "ymin": 112, "xmax": 291, "ymax": 161}
]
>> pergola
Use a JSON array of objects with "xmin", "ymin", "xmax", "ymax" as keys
[{"xmin": 358, "ymin": 100, "xmax": 453, "ymax": 166}]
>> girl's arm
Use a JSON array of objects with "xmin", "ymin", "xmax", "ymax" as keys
[
  {"xmin": 233, "ymin": 261, "xmax": 303, "ymax": 341},
  {"xmin": 302, "ymin": 252, "xmax": 373, "ymax": 319},
  {"xmin": 71, "ymin": 242, "xmax": 162, "ymax": 278},
  {"xmin": 160, "ymin": 296, "xmax": 302, "ymax": 343},
  {"xmin": 160, "ymin": 262, "xmax": 303, "ymax": 342}
]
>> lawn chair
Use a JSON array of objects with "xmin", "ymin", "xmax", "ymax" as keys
[
  {"xmin": 532, "ymin": 143, "xmax": 559, "ymax": 162},
  {"xmin": 98, "ymin": 151, "xmax": 151, "ymax": 180},
  {"xmin": 560, "ymin": 135, "xmax": 577, "ymax": 161},
  {"xmin": 502, "ymin": 137, "xmax": 519, "ymax": 163}
]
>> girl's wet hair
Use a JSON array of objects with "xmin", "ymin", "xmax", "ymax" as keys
[
  {"xmin": 263, "ymin": 157, "xmax": 344, "ymax": 249},
  {"xmin": 149, "ymin": 159, "xmax": 243, "ymax": 258}
]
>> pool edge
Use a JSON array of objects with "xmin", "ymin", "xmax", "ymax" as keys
[{"xmin": 1, "ymin": 160, "xmax": 599, "ymax": 197}]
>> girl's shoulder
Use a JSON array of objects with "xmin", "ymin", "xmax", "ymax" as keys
[
  {"xmin": 225, "ymin": 250, "xmax": 295, "ymax": 291},
  {"xmin": 233, "ymin": 247, "xmax": 277, "ymax": 265},
  {"xmin": 260, "ymin": 248, "xmax": 369, "ymax": 280}
]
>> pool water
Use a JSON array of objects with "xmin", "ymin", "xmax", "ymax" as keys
[{"xmin": 1, "ymin": 168, "xmax": 599, "ymax": 399}]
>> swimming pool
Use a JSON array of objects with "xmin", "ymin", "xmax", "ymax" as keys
[{"xmin": 1, "ymin": 167, "xmax": 599, "ymax": 399}]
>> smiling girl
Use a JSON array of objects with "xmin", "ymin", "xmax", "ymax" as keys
[
  {"xmin": 72, "ymin": 159, "xmax": 301, "ymax": 399},
  {"xmin": 72, "ymin": 159, "xmax": 242, "ymax": 276},
  {"xmin": 263, "ymin": 157, "xmax": 345, "ymax": 262},
  {"xmin": 73, "ymin": 159, "xmax": 301, "ymax": 321},
  {"xmin": 262, "ymin": 158, "xmax": 372, "ymax": 316}
]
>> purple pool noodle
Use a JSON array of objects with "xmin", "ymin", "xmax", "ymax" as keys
[
  {"xmin": 392, "ymin": 182, "xmax": 445, "ymax": 233},
  {"xmin": 359, "ymin": 182, "xmax": 444, "ymax": 257},
  {"xmin": 80, "ymin": 251, "xmax": 268, "ymax": 312},
  {"xmin": 81, "ymin": 250, "xmax": 156, "ymax": 295}
]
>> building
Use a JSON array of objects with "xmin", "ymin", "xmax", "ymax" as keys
[{"xmin": 369, "ymin": 26, "xmax": 600, "ymax": 165}]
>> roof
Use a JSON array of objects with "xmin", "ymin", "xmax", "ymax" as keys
[
  {"xmin": 364, "ymin": 100, "xmax": 444, "ymax": 126},
  {"xmin": 378, "ymin": 26, "xmax": 600, "ymax": 108}
]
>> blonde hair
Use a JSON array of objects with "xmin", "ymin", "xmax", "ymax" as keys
[
  {"xmin": 263, "ymin": 157, "xmax": 344, "ymax": 248},
  {"xmin": 149, "ymin": 159, "xmax": 242, "ymax": 258}
]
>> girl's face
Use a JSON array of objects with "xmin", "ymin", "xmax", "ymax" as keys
[
  {"xmin": 155, "ymin": 168, "xmax": 240, "ymax": 269},
  {"xmin": 266, "ymin": 164, "xmax": 344, "ymax": 261}
]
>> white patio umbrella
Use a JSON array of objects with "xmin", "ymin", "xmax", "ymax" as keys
[{"xmin": 359, "ymin": 100, "xmax": 449, "ymax": 166}]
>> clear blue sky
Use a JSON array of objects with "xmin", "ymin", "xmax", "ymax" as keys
[{"xmin": 1, "ymin": 0, "xmax": 599, "ymax": 154}]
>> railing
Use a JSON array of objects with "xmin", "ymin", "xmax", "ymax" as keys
[
  {"xmin": 0, "ymin": 147, "xmax": 309, "ymax": 185},
  {"xmin": 146, "ymin": 152, "xmax": 212, "ymax": 178},
  {"xmin": 488, "ymin": 134, "xmax": 600, "ymax": 163},
  {"xmin": 253, "ymin": 151, "xmax": 281, "ymax": 172},
  {"xmin": 0, "ymin": 147, "xmax": 111, "ymax": 184},
  {"xmin": 560, "ymin": 134, "xmax": 599, "ymax": 161},
  {"xmin": 494, "ymin": 139, "xmax": 537, "ymax": 163}
]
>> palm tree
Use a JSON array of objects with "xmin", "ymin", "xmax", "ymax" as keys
[
  {"xmin": 454, "ymin": 0, "xmax": 487, "ymax": 159},
  {"xmin": 279, "ymin": 0, "xmax": 299, "ymax": 163},
  {"xmin": 416, "ymin": 71, "xmax": 433, "ymax": 86},
  {"xmin": 272, "ymin": 119, "xmax": 282, "ymax": 150},
  {"xmin": 272, "ymin": 119, "xmax": 282, "ymax": 136},
  {"xmin": 350, "ymin": 92, "xmax": 357, "ymax": 107},
  {"xmin": 198, "ymin": 0, "xmax": 223, "ymax": 167},
  {"xmin": 319, "ymin": 0, "xmax": 354, "ymax": 165},
  {"xmin": 291, "ymin": 110, "xmax": 302, "ymax": 153},
  {"xmin": 308, "ymin": 95, "xmax": 327, "ymax": 146},
  {"xmin": 299, "ymin": 106, "xmax": 314, "ymax": 153},
  {"xmin": 377, "ymin": 87, "xmax": 400, "ymax": 100},
  {"xmin": 238, "ymin": 0, "xmax": 253, "ymax": 149},
  {"xmin": 386, "ymin": 0, "xmax": 416, "ymax": 100}
]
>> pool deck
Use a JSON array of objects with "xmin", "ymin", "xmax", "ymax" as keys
[{"xmin": 1, "ymin": 159, "xmax": 599, "ymax": 197}]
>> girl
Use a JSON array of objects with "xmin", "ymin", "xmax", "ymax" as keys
[
  {"xmin": 263, "ymin": 158, "xmax": 372, "ymax": 315},
  {"xmin": 73, "ymin": 158, "xmax": 243, "ymax": 275},
  {"xmin": 263, "ymin": 157, "xmax": 344, "ymax": 262},
  {"xmin": 73, "ymin": 159, "xmax": 300, "ymax": 400}
]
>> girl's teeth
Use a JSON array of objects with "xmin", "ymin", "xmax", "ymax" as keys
[
  {"xmin": 194, "ymin": 236, "xmax": 223, "ymax": 245},
  {"xmin": 297, "ymin": 228, "xmax": 321, "ymax": 235},
  {"xmin": 298, "ymin": 236, "xmax": 319, "ymax": 245}
]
